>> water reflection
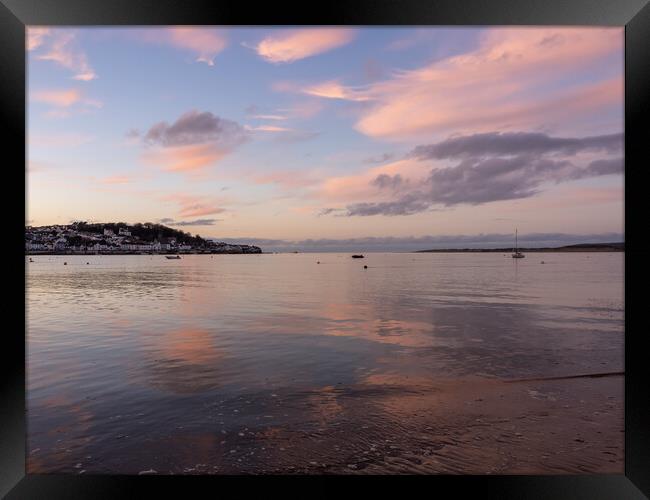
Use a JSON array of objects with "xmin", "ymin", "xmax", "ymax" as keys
[
  {"xmin": 143, "ymin": 328, "xmax": 224, "ymax": 394},
  {"xmin": 27, "ymin": 253, "xmax": 624, "ymax": 474}
]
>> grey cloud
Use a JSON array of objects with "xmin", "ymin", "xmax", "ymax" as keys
[
  {"xmin": 372, "ymin": 173, "xmax": 405, "ymax": 190},
  {"xmin": 333, "ymin": 131, "xmax": 624, "ymax": 217},
  {"xmin": 143, "ymin": 110, "xmax": 248, "ymax": 148},
  {"xmin": 428, "ymin": 155, "xmax": 573, "ymax": 206},
  {"xmin": 345, "ymin": 192, "xmax": 433, "ymax": 216},
  {"xmin": 158, "ymin": 218, "xmax": 220, "ymax": 226},
  {"xmin": 410, "ymin": 132, "xmax": 623, "ymax": 160},
  {"xmin": 344, "ymin": 156, "xmax": 575, "ymax": 216},
  {"xmin": 363, "ymin": 152, "xmax": 395, "ymax": 164},
  {"xmin": 317, "ymin": 208, "xmax": 342, "ymax": 216},
  {"xmin": 580, "ymin": 157, "xmax": 624, "ymax": 177},
  {"xmin": 211, "ymin": 232, "xmax": 623, "ymax": 253}
]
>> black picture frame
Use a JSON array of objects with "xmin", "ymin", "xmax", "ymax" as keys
[{"xmin": 2, "ymin": 0, "xmax": 648, "ymax": 497}]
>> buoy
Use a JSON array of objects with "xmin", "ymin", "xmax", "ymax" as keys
[
  {"xmin": 86, "ymin": 262, "xmax": 89, "ymax": 265},
  {"xmin": 64, "ymin": 262, "xmax": 67, "ymax": 265},
  {"xmin": 363, "ymin": 265, "xmax": 368, "ymax": 269},
  {"xmin": 317, "ymin": 261, "xmax": 320, "ymax": 264},
  {"xmin": 541, "ymin": 261, "xmax": 545, "ymax": 264}
]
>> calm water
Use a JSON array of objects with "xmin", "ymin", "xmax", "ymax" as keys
[{"xmin": 26, "ymin": 253, "xmax": 624, "ymax": 474}]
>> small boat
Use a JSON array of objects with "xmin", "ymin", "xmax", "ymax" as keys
[
  {"xmin": 165, "ymin": 255, "xmax": 182, "ymax": 260},
  {"xmin": 351, "ymin": 254, "xmax": 365, "ymax": 259},
  {"xmin": 512, "ymin": 229, "xmax": 525, "ymax": 259}
]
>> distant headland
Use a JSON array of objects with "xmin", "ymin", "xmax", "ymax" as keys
[
  {"xmin": 416, "ymin": 242, "xmax": 624, "ymax": 253},
  {"xmin": 25, "ymin": 221, "xmax": 262, "ymax": 255}
]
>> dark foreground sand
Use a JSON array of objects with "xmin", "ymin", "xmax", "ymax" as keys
[
  {"xmin": 248, "ymin": 375, "xmax": 624, "ymax": 475},
  {"xmin": 51, "ymin": 374, "xmax": 623, "ymax": 475}
]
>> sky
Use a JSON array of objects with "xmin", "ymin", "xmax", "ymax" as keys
[{"xmin": 27, "ymin": 27, "xmax": 624, "ymax": 250}]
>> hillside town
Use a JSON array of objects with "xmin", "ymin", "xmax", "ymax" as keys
[{"xmin": 25, "ymin": 221, "xmax": 262, "ymax": 254}]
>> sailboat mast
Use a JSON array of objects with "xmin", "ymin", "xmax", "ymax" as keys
[{"xmin": 515, "ymin": 229, "xmax": 517, "ymax": 252}]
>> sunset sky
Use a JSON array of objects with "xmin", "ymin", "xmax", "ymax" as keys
[{"xmin": 27, "ymin": 27, "xmax": 624, "ymax": 250}]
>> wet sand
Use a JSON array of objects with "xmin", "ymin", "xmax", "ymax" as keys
[{"xmin": 29, "ymin": 374, "xmax": 623, "ymax": 475}]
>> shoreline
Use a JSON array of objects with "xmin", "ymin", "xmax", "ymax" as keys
[
  {"xmin": 415, "ymin": 248, "xmax": 624, "ymax": 253},
  {"xmin": 25, "ymin": 249, "xmax": 625, "ymax": 256},
  {"xmin": 25, "ymin": 251, "xmax": 262, "ymax": 256}
]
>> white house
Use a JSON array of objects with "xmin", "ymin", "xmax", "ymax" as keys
[
  {"xmin": 26, "ymin": 241, "xmax": 46, "ymax": 251},
  {"xmin": 54, "ymin": 238, "xmax": 67, "ymax": 250},
  {"xmin": 121, "ymin": 243, "xmax": 152, "ymax": 251}
]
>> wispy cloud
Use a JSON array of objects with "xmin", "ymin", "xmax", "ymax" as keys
[
  {"xmin": 31, "ymin": 29, "xmax": 97, "ymax": 81},
  {"xmin": 161, "ymin": 193, "xmax": 228, "ymax": 218},
  {"xmin": 99, "ymin": 175, "xmax": 132, "ymax": 185},
  {"xmin": 31, "ymin": 88, "xmax": 102, "ymax": 118},
  {"xmin": 302, "ymin": 80, "xmax": 371, "ymax": 101},
  {"xmin": 243, "ymin": 124, "xmax": 319, "ymax": 142},
  {"xmin": 252, "ymin": 28, "xmax": 355, "ymax": 63},
  {"xmin": 249, "ymin": 170, "xmax": 316, "ymax": 189},
  {"xmin": 137, "ymin": 28, "xmax": 228, "ymax": 66},
  {"xmin": 363, "ymin": 153, "xmax": 395, "ymax": 164},
  {"xmin": 30, "ymin": 131, "xmax": 95, "ymax": 148},
  {"xmin": 27, "ymin": 27, "xmax": 51, "ymax": 51},
  {"xmin": 295, "ymin": 28, "xmax": 622, "ymax": 141},
  {"xmin": 31, "ymin": 89, "xmax": 82, "ymax": 107},
  {"xmin": 244, "ymin": 125, "xmax": 293, "ymax": 133},
  {"xmin": 158, "ymin": 218, "xmax": 220, "ymax": 226},
  {"xmin": 250, "ymin": 114, "xmax": 288, "ymax": 121}
]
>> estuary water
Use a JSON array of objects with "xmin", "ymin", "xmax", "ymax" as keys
[{"xmin": 26, "ymin": 252, "xmax": 624, "ymax": 474}]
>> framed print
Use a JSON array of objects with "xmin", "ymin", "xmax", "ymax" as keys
[{"xmin": 2, "ymin": 0, "xmax": 649, "ymax": 497}]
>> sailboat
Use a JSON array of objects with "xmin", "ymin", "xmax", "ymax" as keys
[{"xmin": 512, "ymin": 229, "xmax": 525, "ymax": 258}]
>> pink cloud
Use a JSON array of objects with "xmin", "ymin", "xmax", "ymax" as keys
[
  {"xmin": 250, "ymin": 114, "xmax": 287, "ymax": 121},
  {"xmin": 142, "ymin": 143, "xmax": 228, "ymax": 173},
  {"xmin": 167, "ymin": 28, "xmax": 227, "ymax": 65},
  {"xmin": 31, "ymin": 88, "xmax": 103, "ymax": 119},
  {"xmin": 253, "ymin": 28, "xmax": 356, "ymax": 63},
  {"xmin": 34, "ymin": 30, "xmax": 97, "ymax": 81},
  {"xmin": 277, "ymin": 100, "xmax": 325, "ymax": 119},
  {"xmin": 297, "ymin": 28, "xmax": 622, "ymax": 141},
  {"xmin": 100, "ymin": 175, "xmax": 132, "ymax": 185},
  {"xmin": 27, "ymin": 27, "xmax": 51, "ymax": 51},
  {"xmin": 316, "ymin": 158, "xmax": 427, "ymax": 204},
  {"xmin": 179, "ymin": 204, "xmax": 226, "ymax": 217},
  {"xmin": 31, "ymin": 89, "xmax": 82, "ymax": 107},
  {"xmin": 303, "ymin": 80, "xmax": 370, "ymax": 102},
  {"xmin": 244, "ymin": 125, "xmax": 293, "ymax": 133},
  {"xmin": 30, "ymin": 132, "xmax": 94, "ymax": 147},
  {"xmin": 250, "ymin": 170, "xmax": 316, "ymax": 189},
  {"xmin": 161, "ymin": 193, "xmax": 227, "ymax": 218},
  {"xmin": 137, "ymin": 27, "xmax": 227, "ymax": 66}
]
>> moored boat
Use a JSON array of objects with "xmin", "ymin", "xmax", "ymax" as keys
[{"xmin": 512, "ymin": 229, "xmax": 525, "ymax": 259}]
